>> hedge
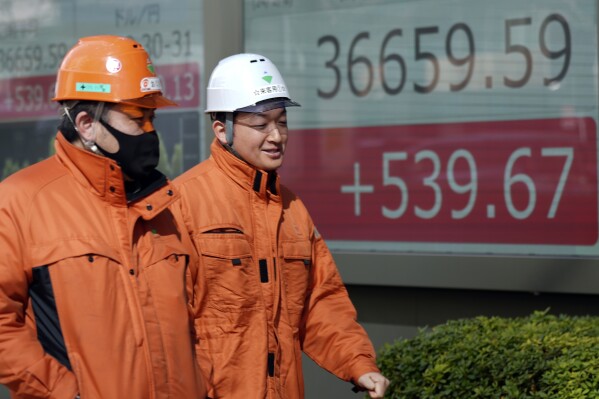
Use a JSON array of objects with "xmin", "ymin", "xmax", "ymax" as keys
[{"xmin": 377, "ymin": 310, "xmax": 599, "ymax": 398}]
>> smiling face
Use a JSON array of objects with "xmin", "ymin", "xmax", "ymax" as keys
[{"xmin": 214, "ymin": 107, "xmax": 289, "ymax": 171}]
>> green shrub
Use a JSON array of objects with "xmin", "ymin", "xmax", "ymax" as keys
[{"xmin": 377, "ymin": 310, "xmax": 599, "ymax": 398}]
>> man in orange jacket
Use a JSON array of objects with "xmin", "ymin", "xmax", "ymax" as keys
[
  {"xmin": 175, "ymin": 54, "xmax": 389, "ymax": 398},
  {"xmin": 0, "ymin": 35, "xmax": 206, "ymax": 398}
]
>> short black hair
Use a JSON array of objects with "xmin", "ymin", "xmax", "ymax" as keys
[{"xmin": 209, "ymin": 112, "xmax": 236, "ymax": 124}]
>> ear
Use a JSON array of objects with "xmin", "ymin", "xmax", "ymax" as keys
[
  {"xmin": 75, "ymin": 111, "xmax": 96, "ymax": 142},
  {"xmin": 212, "ymin": 120, "xmax": 227, "ymax": 145}
]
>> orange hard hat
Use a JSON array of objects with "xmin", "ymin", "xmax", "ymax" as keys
[{"xmin": 53, "ymin": 35, "xmax": 176, "ymax": 108}]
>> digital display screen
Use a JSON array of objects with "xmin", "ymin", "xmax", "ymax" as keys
[{"xmin": 245, "ymin": 0, "xmax": 599, "ymax": 257}]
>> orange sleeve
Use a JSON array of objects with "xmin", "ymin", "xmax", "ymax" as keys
[
  {"xmin": 300, "ymin": 233, "xmax": 381, "ymax": 384},
  {"xmin": 0, "ymin": 191, "xmax": 78, "ymax": 398}
]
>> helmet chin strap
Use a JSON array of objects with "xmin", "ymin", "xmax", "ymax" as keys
[
  {"xmin": 223, "ymin": 112, "xmax": 243, "ymax": 160},
  {"xmin": 225, "ymin": 112, "xmax": 234, "ymax": 147}
]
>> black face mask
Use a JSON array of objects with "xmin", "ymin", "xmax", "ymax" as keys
[{"xmin": 97, "ymin": 119, "xmax": 160, "ymax": 181}]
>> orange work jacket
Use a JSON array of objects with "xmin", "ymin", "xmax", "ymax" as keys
[
  {"xmin": 175, "ymin": 140, "xmax": 379, "ymax": 399},
  {"xmin": 0, "ymin": 133, "xmax": 206, "ymax": 398}
]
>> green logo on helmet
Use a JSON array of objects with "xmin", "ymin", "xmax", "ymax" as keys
[
  {"xmin": 262, "ymin": 75, "xmax": 273, "ymax": 84},
  {"xmin": 147, "ymin": 64, "xmax": 155, "ymax": 74}
]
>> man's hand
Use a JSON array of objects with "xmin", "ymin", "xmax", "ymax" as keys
[{"xmin": 356, "ymin": 372, "xmax": 390, "ymax": 398}]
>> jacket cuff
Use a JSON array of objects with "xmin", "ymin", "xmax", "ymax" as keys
[{"xmin": 348, "ymin": 361, "xmax": 381, "ymax": 384}]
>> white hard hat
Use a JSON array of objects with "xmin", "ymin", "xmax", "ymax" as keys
[{"xmin": 205, "ymin": 53, "xmax": 300, "ymax": 113}]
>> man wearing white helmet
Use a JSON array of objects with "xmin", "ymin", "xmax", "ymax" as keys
[{"xmin": 175, "ymin": 54, "xmax": 389, "ymax": 398}]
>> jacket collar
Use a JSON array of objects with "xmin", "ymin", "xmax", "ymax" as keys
[
  {"xmin": 211, "ymin": 139, "xmax": 280, "ymax": 197},
  {"xmin": 54, "ymin": 132, "xmax": 177, "ymax": 217}
]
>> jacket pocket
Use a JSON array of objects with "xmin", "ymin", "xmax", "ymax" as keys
[
  {"xmin": 141, "ymin": 234, "xmax": 192, "ymax": 329},
  {"xmin": 29, "ymin": 238, "xmax": 148, "ymax": 374},
  {"xmin": 281, "ymin": 240, "xmax": 312, "ymax": 322},
  {"xmin": 196, "ymin": 234, "xmax": 260, "ymax": 311},
  {"xmin": 30, "ymin": 237, "xmax": 120, "ymax": 269},
  {"xmin": 140, "ymin": 234, "xmax": 191, "ymax": 306},
  {"xmin": 143, "ymin": 234, "xmax": 191, "ymax": 268}
]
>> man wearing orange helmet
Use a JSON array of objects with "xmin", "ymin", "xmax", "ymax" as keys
[
  {"xmin": 0, "ymin": 35, "xmax": 206, "ymax": 398},
  {"xmin": 175, "ymin": 54, "xmax": 389, "ymax": 398}
]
